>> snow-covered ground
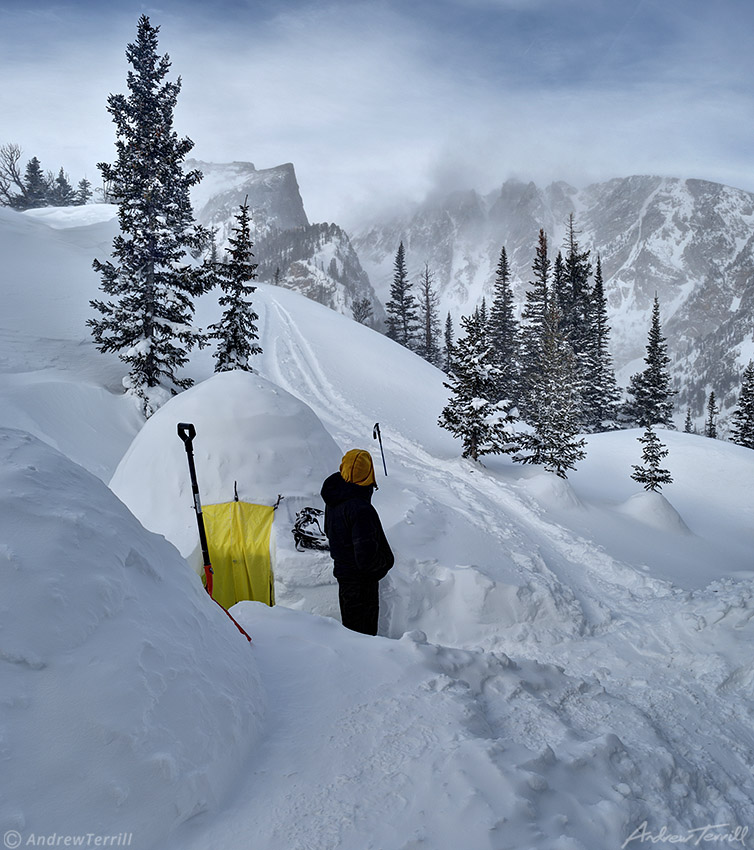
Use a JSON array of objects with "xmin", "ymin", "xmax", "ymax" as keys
[{"xmin": 2, "ymin": 204, "xmax": 754, "ymax": 850}]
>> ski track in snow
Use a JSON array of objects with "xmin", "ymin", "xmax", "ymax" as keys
[{"xmin": 251, "ymin": 291, "xmax": 754, "ymax": 837}]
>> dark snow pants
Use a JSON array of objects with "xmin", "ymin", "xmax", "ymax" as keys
[{"xmin": 337, "ymin": 578, "xmax": 380, "ymax": 636}]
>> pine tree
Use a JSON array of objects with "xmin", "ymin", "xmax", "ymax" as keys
[
  {"xmin": 552, "ymin": 250, "xmax": 567, "ymax": 316},
  {"xmin": 51, "ymin": 167, "xmax": 76, "ymax": 206},
  {"xmin": 624, "ymin": 295, "xmax": 676, "ymax": 427},
  {"xmin": 75, "ymin": 177, "xmax": 93, "ymax": 205},
  {"xmin": 631, "ymin": 425, "xmax": 672, "ymax": 492},
  {"xmin": 684, "ymin": 408, "xmax": 695, "ymax": 434},
  {"xmin": 581, "ymin": 255, "xmax": 620, "ymax": 430},
  {"xmin": 443, "ymin": 312, "xmax": 454, "ymax": 373},
  {"xmin": 560, "ymin": 215, "xmax": 592, "ymax": 352},
  {"xmin": 385, "ymin": 241, "xmax": 419, "ymax": 349},
  {"xmin": 22, "ymin": 157, "xmax": 51, "ymax": 208},
  {"xmin": 416, "ymin": 262, "xmax": 441, "ymax": 365},
  {"xmin": 352, "ymin": 297, "xmax": 373, "ymax": 325},
  {"xmin": 209, "ymin": 197, "xmax": 262, "ymax": 372},
  {"xmin": 515, "ymin": 297, "xmax": 586, "ymax": 478},
  {"xmin": 704, "ymin": 391, "xmax": 718, "ymax": 439},
  {"xmin": 488, "ymin": 245, "xmax": 519, "ymax": 405},
  {"xmin": 438, "ymin": 306, "xmax": 517, "ymax": 461},
  {"xmin": 519, "ymin": 229, "xmax": 551, "ymax": 413},
  {"xmin": 731, "ymin": 361, "xmax": 754, "ymax": 449},
  {"xmin": 88, "ymin": 15, "xmax": 211, "ymax": 416}
]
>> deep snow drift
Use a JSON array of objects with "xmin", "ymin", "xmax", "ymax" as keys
[
  {"xmin": 0, "ymin": 428, "xmax": 263, "ymax": 846},
  {"xmin": 2, "ymin": 204, "xmax": 754, "ymax": 850}
]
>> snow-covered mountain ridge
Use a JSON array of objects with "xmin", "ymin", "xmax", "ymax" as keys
[
  {"xmin": 353, "ymin": 175, "xmax": 754, "ymax": 420},
  {"xmin": 184, "ymin": 160, "xmax": 754, "ymax": 422},
  {"xmin": 187, "ymin": 159, "xmax": 384, "ymax": 325}
]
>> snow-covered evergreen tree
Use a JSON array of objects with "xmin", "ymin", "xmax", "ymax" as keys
[
  {"xmin": 438, "ymin": 306, "xmax": 517, "ymax": 462},
  {"xmin": 519, "ymin": 229, "xmax": 551, "ymax": 415},
  {"xmin": 552, "ymin": 250, "xmax": 566, "ymax": 317},
  {"xmin": 623, "ymin": 295, "xmax": 676, "ymax": 427},
  {"xmin": 488, "ymin": 245, "xmax": 519, "ymax": 406},
  {"xmin": 631, "ymin": 425, "xmax": 673, "ymax": 492},
  {"xmin": 416, "ymin": 262, "xmax": 441, "ymax": 366},
  {"xmin": 581, "ymin": 255, "xmax": 620, "ymax": 430},
  {"xmin": 209, "ymin": 197, "xmax": 262, "ymax": 372},
  {"xmin": 352, "ymin": 297, "xmax": 373, "ymax": 325},
  {"xmin": 730, "ymin": 361, "xmax": 754, "ymax": 449},
  {"xmin": 684, "ymin": 408, "xmax": 695, "ymax": 434},
  {"xmin": 515, "ymin": 297, "xmax": 586, "ymax": 478},
  {"xmin": 560, "ymin": 214, "xmax": 592, "ymax": 360},
  {"xmin": 22, "ymin": 157, "xmax": 51, "ymax": 208},
  {"xmin": 51, "ymin": 168, "xmax": 76, "ymax": 206},
  {"xmin": 385, "ymin": 241, "xmax": 419, "ymax": 349},
  {"xmin": 443, "ymin": 312, "xmax": 454, "ymax": 374},
  {"xmin": 89, "ymin": 15, "xmax": 211, "ymax": 417},
  {"xmin": 75, "ymin": 177, "xmax": 93, "ymax": 205},
  {"xmin": 704, "ymin": 390, "xmax": 719, "ymax": 439}
]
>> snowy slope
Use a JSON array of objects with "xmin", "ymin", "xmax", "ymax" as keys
[
  {"xmin": 2, "ymin": 204, "xmax": 754, "ymax": 849},
  {"xmin": 0, "ymin": 429, "xmax": 263, "ymax": 846},
  {"xmin": 0, "ymin": 207, "xmax": 142, "ymax": 480}
]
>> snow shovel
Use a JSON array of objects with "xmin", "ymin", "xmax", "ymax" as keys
[{"xmin": 177, "ymin": 422, "xmax": 252, "ymax": 643}]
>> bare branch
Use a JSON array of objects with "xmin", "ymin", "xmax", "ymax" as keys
[{"xmin": 0, "ymin": 143, "xmax": 26, "ymax": 206}]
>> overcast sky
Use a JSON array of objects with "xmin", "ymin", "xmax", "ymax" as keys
[{"xmin": 1, "ymin": 0, "xmax": 752, "ymax": 226}]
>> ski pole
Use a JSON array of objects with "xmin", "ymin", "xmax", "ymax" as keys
[
  {"xmin": 177, "ymin": 422, "xmax": 213, "ymax": 597},
  {"xmin": 373, "ymin": 422, "xmax": 388, "ymax": 476},
  {"xmin": 177, "ymin": 423, "xmax": 253, "ymax": 643}
]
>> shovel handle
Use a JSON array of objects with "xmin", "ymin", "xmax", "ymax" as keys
[{"xmin": 177, "ymin": 422, "xmax": 196, "ymax": 447}]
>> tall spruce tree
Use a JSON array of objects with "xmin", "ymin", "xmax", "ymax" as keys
[
  {"xmin": 519, "ymin": 229, "xmax": 551, "ymax": 414},
  {"xmin": 624, "ymin": 295, "xmax": 676, "ymax": 427},
  {"xmin": 684, "ymin": 408, "xmax": 695, "ymax": 434},
  {"xmin": 438, "ymin": 306, "xmax": 517, "ymax": 461},
  {"xmin": 560, "ymin": 215, "xmax": 594, "ymax": 430},
  {"xmin": 731, "ymin": 361, "xmax": 754, "ymax": 448},
  {"xmin": 443, "ymin": 312, "xmax": 454, "ymax": 373},
  {"xmin": 385, "ymin": 241, "xmax": 419, "ymax": 349},
  {"xmin": 581, "ymin": 255, "xmax": 620, "ymax": 430},
  {"xmin": 488, "ymin": 245, "xmax": 519, "ymax": 405},
  {"xmin": 209, "ymin": 197, "xmax": 262, "ymax": 372},
  {"xmin": 515, "ymin": 297, "xmax": 586, "ymax": 478},
  {"xmin": 22, "ymin": 157, "xmax": 51, "ymax": 208},
  {"xmin": 416, "ymin": 262, "xmax": 441, "ymax": 365},
  {"xmin": 89, "ymin": 15, "xmax": 210, "ymax": 417},
  {"xmin": 552, "ymin": 250, "xmax": 567, "ymax": 316},
  {"xmin": 560, "ymin": 214, "xmax": 592, "ymax": 355},
  {"xmin": 631, "ymin": 425, "xmax": 672, "ymax": 492},
  {"xmin": 704, "ymin": 391, "xmax": 719, "ymax": 439}
]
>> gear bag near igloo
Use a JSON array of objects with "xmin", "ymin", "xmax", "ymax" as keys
[
  {"xmin": 202, "ymin": 500, "xmax": 276, "ymax": 608},
  {"xmin": 178, "ymin": 422, "xmax": 276, "ymax": 614}
]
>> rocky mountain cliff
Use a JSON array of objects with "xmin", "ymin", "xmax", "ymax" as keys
[
  {"xmin": 352, "ymin": 176, "xmax": 754, "ymax": 423},
  {"xmin": 187, "ymin": 160, "xmax": 384, "ymax": 326}
]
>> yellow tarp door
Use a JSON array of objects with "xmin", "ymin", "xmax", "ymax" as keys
[{"xmin": 202, "ymin": 501, "xmax": 275, "ymax": 608}]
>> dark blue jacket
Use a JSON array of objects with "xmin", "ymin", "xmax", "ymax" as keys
[{"xmin": 320, "ymin": 472, "xmax": 394, "ymax": 581}]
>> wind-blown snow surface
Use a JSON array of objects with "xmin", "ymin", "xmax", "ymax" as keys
[
  {"xmin": 0, "ymin": 429, "xmax": 263, "ymax": 846},
  {"xmin": 2, "ymin": 205, "xmax": 754, "ymax": 849}
]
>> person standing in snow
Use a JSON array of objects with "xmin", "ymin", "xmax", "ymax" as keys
[{"xmin": 321, "ymin": 449, "xmax": 394, "ymax": 635}]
